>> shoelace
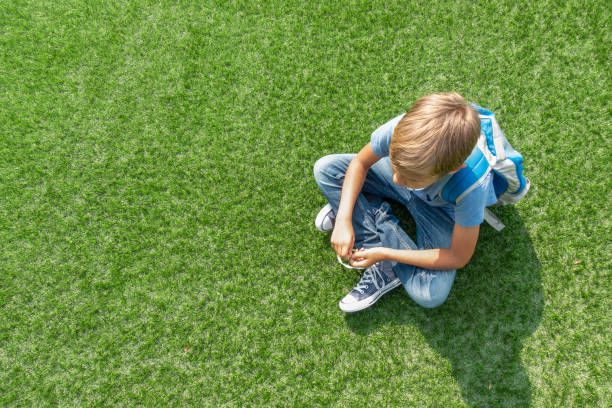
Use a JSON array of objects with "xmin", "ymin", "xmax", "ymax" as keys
[
  {"xmin": 336, "ymin": 254, "xmax": 365, "ymax": 270},
  {"xmin": 354, "ymin": 264, "xmax": 382, "ymax": 294}
]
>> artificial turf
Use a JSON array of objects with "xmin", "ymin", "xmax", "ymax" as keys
[{"xmin": 0, "ymin": 0, "xmax": 610, "ymax": 406}]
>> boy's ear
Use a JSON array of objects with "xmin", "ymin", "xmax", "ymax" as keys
[{"xmin": 448, "ymin": 163, "xmax": 467, "ymax": 174}]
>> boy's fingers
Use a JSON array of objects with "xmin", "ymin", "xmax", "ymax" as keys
[
  {"xmin": 334, "ymin": 240, "xmax": 355, "ymax": 259},
  {"xmin": 350, "ymin": 259, "xmax": 365, "ymax": 267},
  {"xmin": 353, "ymin": 248, "xmax": 366, "ymax": 257},
  {"xmin": 342, "ymin": 242, "xmax": 352, "ymax": 258}
]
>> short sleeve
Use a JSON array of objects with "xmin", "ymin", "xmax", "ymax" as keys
[
  {"xmin": 453, "ymin": 185, "xmax": 487, "ymax": 227},
  {"xmin": 370, "ymin": 114, "xmax": 405, "ymax": 157}
]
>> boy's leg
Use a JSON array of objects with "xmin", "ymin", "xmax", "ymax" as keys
[
  {"xmin": 314, "ymin": 154, "xmax": 456, "ymax": 311},
  {"xmin": 313, "ymin": 154, "xmax": 410, "ymax": 249},
  {"xmin": 374, "ymin": 197, "xmax": 456, "ymax": 309}
]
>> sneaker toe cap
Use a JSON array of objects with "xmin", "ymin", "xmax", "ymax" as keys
[
  {"xmin": 340, "ymin": 292, "xmax": 358, "ymax": 304},
  {"xmin": 339, "ymin": 292, "xmax": 363, "ymax": 312}
]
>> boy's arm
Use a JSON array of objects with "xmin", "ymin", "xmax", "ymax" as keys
[
  {"xmin": 332, "ymin": 142, "xmax": 381, "ymax": 258},
  {"xmin": 351, "ymin": 223, "xmax": 480, "ymax": 270}
]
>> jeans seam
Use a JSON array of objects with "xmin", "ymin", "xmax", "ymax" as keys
[
  {"xmin": 420, "ymin": 228, "xmax": 433, "ymax": 249},
  {"xmin": 357, "ymin": 197, "xmax": 376, "ymax": 232},
  {"xmin": 388, "ymin": 220, "xmax": 414, "ymax": 250}
]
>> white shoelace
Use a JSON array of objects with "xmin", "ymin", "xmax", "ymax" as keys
[{"xmin": 336, "ymin": 254, "xmax": 365, "ymax": 270}]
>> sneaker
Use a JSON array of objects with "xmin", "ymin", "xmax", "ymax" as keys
[
  {"xmin": 315, "ymin": 203, "xmax": 335, "ymax": 232},
  {"xmin": 339, "ymin": 261, "xmax": 401, "ymax": 312}
]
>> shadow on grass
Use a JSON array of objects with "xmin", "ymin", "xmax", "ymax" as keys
[{"xmin": 345, "ymin": 204, "xmax": 543, "ymax": 407}]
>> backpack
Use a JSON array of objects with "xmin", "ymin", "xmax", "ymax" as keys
[{"xmin": 440, "ymin": 105, "xmax": 530, "ymax": 230}]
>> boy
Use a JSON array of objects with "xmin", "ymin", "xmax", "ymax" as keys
[{"xmin": 313, "ymin": 92, "xmax": 498, "ymax": 312}]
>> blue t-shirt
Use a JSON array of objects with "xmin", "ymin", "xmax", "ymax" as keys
[{"xmin": 370, "ymin": 114, "xmax": 498, "ymax": 227}]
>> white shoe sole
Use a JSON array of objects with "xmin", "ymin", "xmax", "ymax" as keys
[{"xmin": 339, "ymin": 278, "xmax": 401, "ymax": 313}]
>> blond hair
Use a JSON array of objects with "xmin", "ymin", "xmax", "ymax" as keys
[{"xmin": 389, "ymin": 93, "xmax": 481, "ymax": 176}]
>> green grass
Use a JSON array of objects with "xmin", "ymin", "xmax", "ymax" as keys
[{"xmin": 0, "ymin": 0, "xmax": 610, "ymax": 406}]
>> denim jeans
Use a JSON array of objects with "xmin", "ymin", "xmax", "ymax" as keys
[{"xmin": 313, "ymin": 154, "xmax": 456, "ymax": 308}]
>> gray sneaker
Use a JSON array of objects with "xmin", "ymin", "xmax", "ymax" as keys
[
  {"xmin": 339, "ymin": 261, "xmax": 401, "ymax": 312},
  {"xmin": 315, "ymin": 203, "xmax": 335, "ymax": 232}
]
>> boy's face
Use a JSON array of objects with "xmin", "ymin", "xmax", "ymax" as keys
[
  {"xmin": 392, "ymin": 167, "xmax": 440, "ymax": 189},
  {"xmin": 392, "ymin": 163, "xmax": 467, "ymax": 189}
]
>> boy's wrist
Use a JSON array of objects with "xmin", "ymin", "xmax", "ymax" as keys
[
  {"xmin": 377, "ymin": 247, "xmax": 392, "ymax": 261},
  {"xmin": 335, "ymin": 215, "xmax": 352, "ymax": 224}
]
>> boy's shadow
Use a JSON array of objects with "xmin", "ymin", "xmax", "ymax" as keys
[{"xmin": 345, "ymin": 203, "xmax": 543, "ymax": 407}]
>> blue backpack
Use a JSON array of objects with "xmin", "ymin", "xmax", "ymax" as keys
[{"xmin": 441, "ymin": 105, "xmax": 530, "ymax": 230}]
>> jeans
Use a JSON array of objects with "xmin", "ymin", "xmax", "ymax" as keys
[{"xmin": 313, "ymin": 154, "xmax": 456, "ymax": 308}]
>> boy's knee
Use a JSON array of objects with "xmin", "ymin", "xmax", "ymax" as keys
[
  {"xmin": 402, "ymin": 269, "xmax": 455, "ymax": 309},
  {"xmin": 313, "ymin": 155, "xmax": 338, "ymax": 182},
  {"xmin": 412, "ymin": 290, "xmax": 450, "ymax": 309}
]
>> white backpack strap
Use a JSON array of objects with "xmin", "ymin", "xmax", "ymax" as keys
[
  {"xmin": 491, "ymin": 117, "xmax": 507, "ymax": 161},
  {"xmin": 484, "ymin": 208, "xmax": 505, "ymax": 231}
]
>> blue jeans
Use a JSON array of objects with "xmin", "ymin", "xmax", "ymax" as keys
[{"xmin": 314, "ymin": 154, "xmax": 456, "ymax": 308}]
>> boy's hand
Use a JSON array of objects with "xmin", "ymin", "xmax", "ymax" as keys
[
  {"xmin": 330, "ymin": 220, "xmax": 355, "ymax": 259},
  {"xmin": 350, "ymin": 247, "xmax": 385, "ymax": 269}
]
